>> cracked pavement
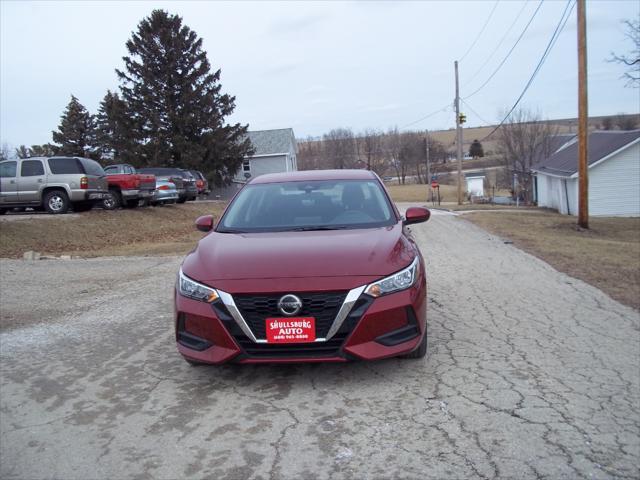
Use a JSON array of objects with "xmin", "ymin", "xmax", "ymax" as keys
[{"xmin": 1, "ymin": 211, "xmax": 639, "ymax": 479}]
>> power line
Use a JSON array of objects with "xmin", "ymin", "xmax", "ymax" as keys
[
  {"xmin": 401, "ymin": 103, "xmax": 451, "ymax": 129},
  {"xmin": 462, "ymin": 0, "xmax": 530, "ymax": 88},
  {"xmin": 479, "ymin": 0, "xmax": 576, "ymax": 142},
  {"xmin": 459, "ymin": 0, "xmax": 501, "ymax": 62},
  {"xmin": 464, "ymin": 0, "xmax": 545, "ymax": 99},
  {"xmin": 461, "ymin": 98, "xmax": 493, "ymax": 126}
]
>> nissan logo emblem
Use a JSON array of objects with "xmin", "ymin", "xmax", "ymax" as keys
[{"xmin": 277, "ymin": 294, "xmax": 303, "ymax": 316}]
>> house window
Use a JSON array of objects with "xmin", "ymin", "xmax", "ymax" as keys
[{"xmin": 243, "ymin": 160, "xmax": 251, "ymax": 172}]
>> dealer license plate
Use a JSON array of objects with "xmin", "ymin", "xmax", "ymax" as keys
[{"xmin": 265, "ymin": 317, "xmax": 316, "ymax": 343}]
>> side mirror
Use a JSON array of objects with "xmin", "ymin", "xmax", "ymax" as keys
[
  {"xmin": 195, "ymin": 215, "xmax": 215, "ymax": 232},
  {"xmin": 404, "ymin": 207, "xmax": 430, "ymax": 225}
]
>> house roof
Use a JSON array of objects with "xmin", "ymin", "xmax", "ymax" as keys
[
  {"xmin": 245, "ymin": 128, "xmax": 296, "ymax": 156},
  {"xmin": 532, "ymin": 130, "xmax": 640, "ymax": 177}
]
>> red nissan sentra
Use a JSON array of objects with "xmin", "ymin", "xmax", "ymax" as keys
[{"xmin": 175, "ymin": 169, "xmax": 430, "ymax": 364}]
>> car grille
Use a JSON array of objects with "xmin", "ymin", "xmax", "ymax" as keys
[
  {"xmin": 234, "ymin": 333, "xmax": 349, "ymax": 358},
  {"xmin": 233, "ymin": 292, "xmax": 347, "ymax": 339}
]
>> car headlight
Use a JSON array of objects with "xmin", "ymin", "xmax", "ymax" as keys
[
  {"xmin": 178, "ymin": 269, "xmax": 219, "ymax": 303},
  {"xmin": 365, "ymin": 256, "xmax": 419, "ymax": 298}
]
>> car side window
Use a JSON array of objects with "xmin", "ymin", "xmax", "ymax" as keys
[
  {"xmin": 20, "ymin": 160, "xmax": 45, "ymax": 177},
  {"xmin": 0, "ymin": 161, "xmax": 17, "ymax": 178}
]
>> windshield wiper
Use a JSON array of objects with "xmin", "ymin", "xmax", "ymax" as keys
[
  {"xmin": 217, "ymin": 228, "xmax": 247, "ymax": 234},
  {"xmin": 288, "ymin": 226, "xmax": 350, "ymax": 231}
]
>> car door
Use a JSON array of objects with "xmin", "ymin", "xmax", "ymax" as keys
[
  {"xmin": 0, "ymin": 161, "xmax": 18, "ymax": 204},
  {"xmin": 17, "ymin": 159, "xmax": 46, "ymax": 202}
]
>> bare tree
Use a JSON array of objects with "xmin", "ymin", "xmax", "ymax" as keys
[
  {"xmin": 609, "ymin": 18, "xmax": 640, "ymax": 87},
  {"xmin": 496, "ymin": 108, "xmax": 559, "ymax": 202},
  {"xmin": 297, "ymin": 136, "xmax": 324, "ymax": 170},
  {"xmin": 0, "ymin": 143, "xmax": 11, "ymax": 161},
  {"xmin": 322, "ymin": 128, "xmax": 357, "ymax": 169},
  {"xmin": 358, "ymin": 128, "xmax": 387, "ymax": 175},
  {"xmin": 385, "ymin": 127, "xmax": 407, "ymax": 184},
  {"xmin": 614, "ymin": 113, "xmax": 639, "ymax": 130}
]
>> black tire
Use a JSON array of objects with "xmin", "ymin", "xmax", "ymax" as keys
[
  {"xmin": 188, "ymin": 196, "xmax": 197, "ymax": 202},
  {"xmin": 73, "ymin": 202, "xmax": 93, "ymax": 212},
  {"xmin": 124, "ymin": 199, "xmax": 139, "ymax": 209},
  {"xmin": 177, "ymin": 197, "xmax": 187, "ymax": 204},
  {"xmin": 102, "ymin": 190, "xmax": 122, "ymax": 210},
  {"xmin": 43, "ymin": 190, "xmax": 70, "ymax": 214},
  {"xmin": 0, "ymin": 208, "xmax": 6, "ymax": 215},
  {"xmin": 402, "ymin": 329, "xmax": 427, "ymax": 359}
]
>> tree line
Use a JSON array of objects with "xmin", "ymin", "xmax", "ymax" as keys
[
  {"xmin": 10, "ymin": 10, "xmax": 252, "ymax": 184},
  {"xmin": 297, "ymin": 127, "xmax": 471, "ymax": 184}
]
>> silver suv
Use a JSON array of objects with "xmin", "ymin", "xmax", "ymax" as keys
[{"xmin": 0, "ymin": 157, "xmax": 108, "ymax": 214}]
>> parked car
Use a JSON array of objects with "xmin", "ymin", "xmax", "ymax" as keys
[
  {"xmin": 0, "ymin": 157, "xmax": 108, "ymax": 214},
  {"xmin": 175, "ymin": 169, "xmax": 430, "ymax": 365},
  {"xmin": 138, "ymin": 168, "xmax": 196, "ymax": 203},
  {"xmin": 151, "ymin": 179, "xmax": 179, "ymax": 205},
  {"xmin": 102, "ymin": 164, "xmax": 156, "ymax": 209},
  {"xmin": 179, "ymin": 169, "xmax": 199, "ymax": 201},
  {"xmin": 189, "ymin": 170, "xmax": 210, "ymax": 196}
]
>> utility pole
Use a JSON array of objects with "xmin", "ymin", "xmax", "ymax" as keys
[
  {"xmin": 454, "ymin": 61, "xmax": 463, "ymax": 205},
  {"xmin": 425, "ymin": 130, "xmax": 431, "ymax": 201},
  {"xmin": 577, "ymin": 0, "xmax": 589, "ymax": 228}
]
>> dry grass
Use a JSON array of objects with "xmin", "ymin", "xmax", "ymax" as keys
[
  {"xmin": 386, "ymin": 183, "xmax": 462, "ymax": 203},
  {"xmin": 386, "ymin": 183, "xmax": 513, "ymax": 207},
  {"xmin": 464, "ymin": 211, "xmax": 640, "ymax": 310},
  {"xmin": 0, "ymin": 202, "xmax": 227, "ymax": 258}
]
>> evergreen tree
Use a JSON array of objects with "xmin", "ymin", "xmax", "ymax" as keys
[
  {"xmin": 469, "ymin": 139, "xmax": 484, "ymax": 158},
  {"xmin": 116, "ymin": 9, "xmax": 252, "ymax": 171},
  {"xmin": 95, "ymin": 90, "xmax": 136, "ymax": 164},
  {"xmin": 29, "ymin": 144, "xmax": 59, "ymax": 157},
  {"xmin": 15, "ymin": 145, "xmax": 30, "ymax": 158},
  {"xmin": 52, "ymin": 95, "xmax": 96, "ymax": 157}
]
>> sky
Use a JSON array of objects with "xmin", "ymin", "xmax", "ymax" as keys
[{"xmin": 1, "ymin": 0, "xmax": 639, "ymax": 149}]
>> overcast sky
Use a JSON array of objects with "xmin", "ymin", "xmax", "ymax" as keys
[{"xmin": 1, "ymin": 0, "xmax": 639, "ymax": 148}]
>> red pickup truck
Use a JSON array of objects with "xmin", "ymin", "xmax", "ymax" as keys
[{"xmin": 102, "ymin": 164, "xmax": 156, "ymax": 209}]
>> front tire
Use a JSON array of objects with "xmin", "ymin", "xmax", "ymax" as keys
[
  {"xmin": 0, "ymin": 208, "xmax": 7, "ymax": 215},
  {"xmin": 177, "ymin": 197, "xmax": 187, "ymax": 204},
  {"xmin": 402, "ymin": 329, "xmax": 427, "ymax": 359},
  {"xmin": 44, "ymin": 190, "xmax": 70, "ymax": 214}
]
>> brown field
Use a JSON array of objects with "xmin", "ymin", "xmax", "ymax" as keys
[
  {"xmin": 0, "ymin": 202, "xmax": 227, "ymax": 258},
  {"xmin": 386, "ymin": 183, "xmax": 512, "ymax": 204},
  {"xmin": 464, "ymin": 211, "xmax": 640, "ymax": 310}
]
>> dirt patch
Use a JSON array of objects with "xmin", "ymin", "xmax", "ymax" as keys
[
  {"xmin": 0, "ymin": 202, "xmax": 227, "ymax": 258},
  {"xmin": 464, "ymin": 211, "xmax": 640, "ymax": 310}
]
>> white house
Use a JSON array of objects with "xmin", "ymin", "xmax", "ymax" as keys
[
  {"xmin": 234, "ymin": 128, "xmax": 298, "ymax": 183},
  {"xmin": 532, "ymin": 130, "xmax": 640, "ymax": 217}
]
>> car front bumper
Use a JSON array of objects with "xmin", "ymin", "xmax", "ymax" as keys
[{"xmin": 174, "ymin": 276, "xmax": 427, "ymax": 364}]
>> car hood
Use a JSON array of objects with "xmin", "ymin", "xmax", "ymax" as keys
[{"xmin": 182, "ymin": 224, "xmax": 416, "ymax": 283}]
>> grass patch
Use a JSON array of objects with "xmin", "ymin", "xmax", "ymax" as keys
[
  {"xmin": 465, "ymin": 211, "xmax": 640, "ymax": 310},
  {"xmin": 0, "ymin": 202, "xmax": 227, "ymax": 258},
  {"xmin": 386, "ymin": 183, "xmax": 461, "ymax": 203}
]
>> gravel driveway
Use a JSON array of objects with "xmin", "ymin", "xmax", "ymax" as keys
[{"xmin": 1, "ymin": 211, "xmax": 638, "ymax": 479}]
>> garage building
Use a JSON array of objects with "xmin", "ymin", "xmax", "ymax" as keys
[
  {"xmin": 234, "ymin": 128, "xmax": 298, "ymax": 183},
  {"xmin": 532, "ymin": 130, "xmax": 640, "ymax": 217}
]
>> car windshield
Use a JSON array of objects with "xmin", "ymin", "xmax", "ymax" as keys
[{"xmin": 217, "ymin": 179, "xmax": 396, "ymax": 233}]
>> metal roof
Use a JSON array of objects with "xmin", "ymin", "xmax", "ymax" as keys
[
  {"xmin": 532, "ymin": 130, "xmax": 640, "ymax": 177},
  {"xmin": 245, "ymin": 128, "xmax": 297, "ymax": 156}
]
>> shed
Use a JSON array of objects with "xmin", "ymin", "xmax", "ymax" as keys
[
  {"xmin": 234, "ymin": 128, "xmax": 298, "ymax": 182},
  {"xmin": 465, "ymin": 172, "xmax": 486, "ymax": 197},
  {"xmin": 532, "ymin": 130, "xmax": 640, "ymax": 216}
]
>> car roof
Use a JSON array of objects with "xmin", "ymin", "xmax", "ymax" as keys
[{"xmin": 249, "ymin": 169, "xmax": 377, "ymax": 184}]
